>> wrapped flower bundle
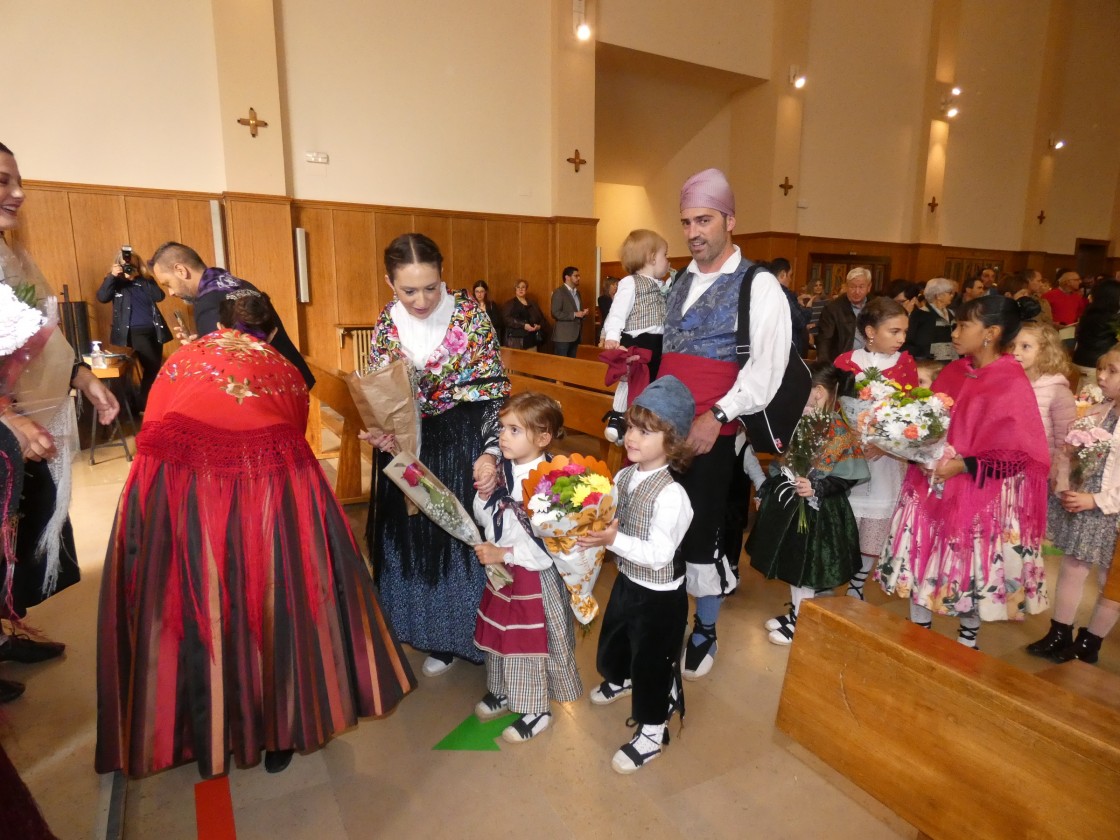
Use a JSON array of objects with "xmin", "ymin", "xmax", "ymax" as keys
[
  {"xmin": 523, "ymin": 453, "xmax": 615, "ymax": 624},
  {"xmin": 1065, "ymin": 416, "xmax": 1114, "ymax": 491},
  {"xmin": 860, "ymin": 383, "xmax": 952, "ymax": 465},
  {"xmin": 1075, "ymin": 383, "xmax": 1105, "ymax": 419},
  {"xmin": 776, "ymin": 407, "xmax": 834, "ymax": 532}
]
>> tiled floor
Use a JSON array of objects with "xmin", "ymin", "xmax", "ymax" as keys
[{"xmin": 2, "ymin": 436, "xmax": 1116, "ymax": 839}]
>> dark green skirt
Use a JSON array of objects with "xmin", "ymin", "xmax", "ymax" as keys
[{"xmin": 746, "ymin": 474, "xmax": 861, "ymax": 589}]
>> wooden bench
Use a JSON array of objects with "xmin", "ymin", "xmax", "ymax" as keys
[
  {"xmin": 305, "ymin": 359, "xmax": 367, "ymax": 505},
  {"xmin": 777, "ymin": 598, "xmax": 1120, "ymax": 840},
  {"xmin": 501, "ymin": 347, "xmax": 623, "ymax": 472}
]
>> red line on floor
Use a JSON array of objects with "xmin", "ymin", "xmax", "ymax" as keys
[{"xmin": 194, "ymin": 776, "xmax": 237, "ymax": 840}]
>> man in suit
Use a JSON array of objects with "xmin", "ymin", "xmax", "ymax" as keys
[
  {"xmin": 550, "ymin": 266, "xmax": 588, "ymax": 357},
  {"xmin": 815, "ymin": 266, "xmax": 871, "ymax": 363}
]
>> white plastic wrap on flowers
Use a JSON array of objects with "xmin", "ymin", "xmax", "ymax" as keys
[{"xmin": 861, "ymin": 390, "xmax": 952, "ymax": 465}]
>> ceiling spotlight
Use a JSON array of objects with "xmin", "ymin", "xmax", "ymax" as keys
[
  {"xmin": 789, "ymin": 65, "xmax": 807, "ymax": 89},
  {"xmin": 946, "ymin": 106, "xmax": 959, "ymax": 119},
  {"xmin": 1049, "ymin": 135, "xmax": 1066, "ymax": 150},
  {"xmin": 576, "ymin": 22, "xmax": 591, "ymax": 40},
  {"xmin": 951, "ymin": 86, "xmax": 962, "ymax": 96}
]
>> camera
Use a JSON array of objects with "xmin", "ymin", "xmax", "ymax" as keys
[{"xmin": 119, "ymin": 246, "xmax": 137, "ymax": 278}]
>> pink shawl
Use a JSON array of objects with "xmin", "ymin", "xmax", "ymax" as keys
[{"xmin": 900, "ymin": 354, "xmax": 1050, "ymax": 565}]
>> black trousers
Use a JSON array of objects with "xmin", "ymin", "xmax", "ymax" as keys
[
  {"xmin": 128, "ymin": 327, "xmax": 164, "ymax": 411},
  {"xmin": 596, "ymin": 573, "xmax": 687, "ymax": 725},
  {"xmin": 552, "ymin": 340, "xmax": 579, "ymax": 358},
  {"xmin": 620, "ymin": 331, "xmax": 663, "ymax": 380}
]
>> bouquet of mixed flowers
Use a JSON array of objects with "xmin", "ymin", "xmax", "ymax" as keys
[
  {"xmin": 860, "ymin": 383, "xmax": 953, "ymax": 465},
  {"xmin": 524, "ymin": 453, "xmax": 615, "ymax": 624},
  {"xmin": 775, "ymin": 407, "xmax": 834, "ymax": 532},
  {"xmin": 383, "ymin": 451, "xmax": 513, "ymax": 589},
  {"xmin": 840, "ymin": 367, "xmax": 903, "ymax": 434},
  {"xmin": 1065, "ymin": 416, "xmax": 1114, "ymax": 491}
]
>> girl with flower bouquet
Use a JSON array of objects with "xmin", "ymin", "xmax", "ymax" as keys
[
  {"xmin": 471, "ymin": 393, "xmax": 582, "ymax": 743},
  {"xmin": 748, "ymin": 363, "xmax": 869, "ymax": 646},
  {"xmin": 834, "ymin": 296, "xmax": 918, "ymax": 600},
  {"xmin": 1027, "ymin": 345, "xmax": 1120, "ymax": 664},
  {"xmin": 878, "ymin": 297, "xmax": 1050, "ymax": 648},
  {"xmin": 576, "ymin": 376, "xmax": 694, "ymax": 775}
]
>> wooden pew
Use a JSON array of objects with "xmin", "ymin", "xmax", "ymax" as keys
[
  {"xmin": 575, "ymin": 343, "xmax": 603, "ymax": 363},
  {"xmin": 501, "ymin": 348, "xmax": 623, "ymax": 473},
  {"xmin": 304, "ymin": 359, "xmax": 367, "ymax": 505},
  {"xmin": 777, "ymin": 598, "xmax": 1120, "ymax": 840}
]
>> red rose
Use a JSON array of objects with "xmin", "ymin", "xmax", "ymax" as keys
[
  {"xmin": 402, "ymin": 463, "xmax": 423, "ymax": 487},
  {"xmin": 582, "ymin": 492, "xmax": 602, "ymax": 508}
]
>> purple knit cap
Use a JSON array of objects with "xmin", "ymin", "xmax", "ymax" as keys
[{"xmin": 679, "ymin": 168, "xmax": 735, "ymax": 216}]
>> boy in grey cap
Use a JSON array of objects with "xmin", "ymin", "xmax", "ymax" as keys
[{"xmin": 578, "ymin": 376, "xmax": 696, "ymax": 773}]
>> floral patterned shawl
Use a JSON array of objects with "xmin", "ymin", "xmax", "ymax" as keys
[{"xmin": 369, "ymin": 290, "xmax": 510, "ymax": 418}]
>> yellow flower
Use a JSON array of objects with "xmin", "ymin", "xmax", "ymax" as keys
[
  {"xmin": 571, "ymin": 484, "xmax": 593, "ymax": 506},
  {"xmin": 584, "ymin": 473, "xmax": 613, "ymax": 495}
]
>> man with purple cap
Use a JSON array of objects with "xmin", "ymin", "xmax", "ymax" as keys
[{"xmin": 661, "ymin": 168, "xmax": 791, "ymax": 680}]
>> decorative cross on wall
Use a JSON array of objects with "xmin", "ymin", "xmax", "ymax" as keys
[
  {"xmin": 236, "ymin": 107, "xmax": 269, "ymax": 138},
  {"xmin": 778, "ymin": 177, "xmax": 794, "ymax": 196},
  {"xmin": 928, "ymin": 196, "xmax": 939, "ymax": 213},
  {"xmin": 1037, "ymin": 210, "xmax": 1046, "ymax": 225},
  {"xmin": 566, "ymin": 150, "xmax": 587, "ymax": 172}
]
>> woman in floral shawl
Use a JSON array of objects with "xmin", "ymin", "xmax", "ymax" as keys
[
  {"xmin": 97, "ymin": 295, "xmax": 415, "ymax": 779},
  {"xmin": 363, "ymin": 233, "xmax": 510, "ymax": 677},
  {"xmin": 878, "ymin": 296, "xmax": 1049, "ymax": 648}
]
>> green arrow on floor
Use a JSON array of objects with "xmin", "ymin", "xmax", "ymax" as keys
[{"xmin": 433, "ymin": 712, "xmax": 518, "ymax": 751}]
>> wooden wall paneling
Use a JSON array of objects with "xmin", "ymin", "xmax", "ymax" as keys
[
  {"xmin": 332, "ymin": 209, "xmax": 377, "ymax": 328},
  {"xmin": 176, "ymin": 199, "xmax": 217, "ymax": 266},
  {"xmin": 373, "ymin": 212, "xmax": 416, "ymax": 314},
  {"xmin": 519, "ymin": 221, "xmax": 551, "ymax": 301},
  {"xmin": 225, "ymin": 196, "xmax": 299, "ymax": 345},
  {"xmin": 10, "ymin": 188, "xmax": 79, "ymax": 302},
  {"xmin": 485, "ymin": 219, "xmax": 521, "ymax": 305},
  {"xmin": 293, "ymin": 205, "xmax": 340, "ymax": 371},
  {"xmin": 68, "ymin": 191, "xmax": 129, "ymax": 343},
  {"xmin": 449, "ymin": 217, "xmax": 487, "ymax": 294}
]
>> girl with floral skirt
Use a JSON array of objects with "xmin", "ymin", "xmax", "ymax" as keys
[
  {"xmin": 1027, "ymin": 345, "xmax": 1120, "ymax": 663},
  {"xmin": 834, "ymin": 297, "xmax": 918, "ymax": 600},
  {"xmin": 878, "ymin": 296, "xmax": 1050, "ymax": 648},
  {"xmin": 471, "ymin": 393, "xmax": 582, "ymax": 742},
  {"xmin": 748, "ymin": 362, "xmax": 869, "ymax": 645}
]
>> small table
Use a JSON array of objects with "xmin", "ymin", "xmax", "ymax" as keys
[{"xmin": 87, "ymin": 354, "xmax": 138, "ymax": 465}]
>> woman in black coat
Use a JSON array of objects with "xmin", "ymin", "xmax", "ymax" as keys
[
  {"xmin": 1072, "ymin": 279, "xmax": 1120, "ymax": 379},
  {"xmin": 96, "ymin": 250, "xmax": 171, "ymax": 411},
  {"xmin": 501, "ymin": 279, "xmax": 546, "ymax": 350}
]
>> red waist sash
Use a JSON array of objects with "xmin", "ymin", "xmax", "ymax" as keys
[{"xmin": 659, "ymin": 353, "xmax": 739, "ymax": 436}]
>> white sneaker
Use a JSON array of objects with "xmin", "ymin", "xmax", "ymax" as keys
[
  {"xmin": 474, "ymin": 692, "xmax": 509, "ymax": 720},
  {"xmin": 611, "ymin": 723, "xmax": 668, "ymax": 774},
  {"xmin": 768, "ymin": 625, "xmax": 795, "ymax": 646},
  {"xmin": 590, "ymin": 679, "xmax": 632, "ymax": 705},
  {"xmin": 421, "ymin": 653, "xmax": 456, "ymax": 677},
  {"xmin": 764, "ymin": 612, "xmax": 794, "ymax": 632},
  {"xmin": 501, "ymin": 712, "xmax": 552, "ymax": 743}
]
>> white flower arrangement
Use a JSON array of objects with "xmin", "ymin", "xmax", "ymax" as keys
[{"xmin": 0, "ymin": 282, "xmax": 46, "ymax": 357}]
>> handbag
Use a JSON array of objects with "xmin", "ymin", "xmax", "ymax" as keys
[{"xmin": 734, "ymin": 262, "xmax": 811, "ymax": 455}]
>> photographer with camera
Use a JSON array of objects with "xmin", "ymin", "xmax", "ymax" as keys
[{"xmin": 96, "ymin": 246, "xmax": 171, "ymax": 412}]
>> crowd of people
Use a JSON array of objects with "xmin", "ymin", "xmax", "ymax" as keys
[{"xmin": 1, "ymin": 142, "xmax": 1119, "ymax": 837}]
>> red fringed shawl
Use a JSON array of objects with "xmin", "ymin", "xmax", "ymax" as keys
[
  {"xmin": 113, "ymin": 331, "xmax": 332, "ymax": 652},
  {"xmin": 900, "ymin": 354, "xmax": 1050, "ymax": 567}
]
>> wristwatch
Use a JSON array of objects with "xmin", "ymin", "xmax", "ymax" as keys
[{"xmin": 710, "ymin": 405, "xmax": 730, "ymax": 424}]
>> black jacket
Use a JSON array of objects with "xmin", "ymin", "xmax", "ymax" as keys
[{"xmin": 96, "ymin": 273, "xmax": 172, "ymax": 345}]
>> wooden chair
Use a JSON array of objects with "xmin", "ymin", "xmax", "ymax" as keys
[
  {"xmin": 777, "ymin": 598, "xmax": 1120, "ymax": 840},
  {"xmin": 304, "ymin": 359, "xmax": 367, "ymax": 505}
]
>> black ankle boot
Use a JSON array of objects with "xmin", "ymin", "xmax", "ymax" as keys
[
  {"xmin": 1026, "ymin": 619, "xmax": 1074, "ymax": 657},
  {"xmin": 1050, "ymin": 628, "xmax": 1103, "ymax": 665},
  {"xmin": 264, "ymin": 749, "xmax": 295, "ymax": 773}
]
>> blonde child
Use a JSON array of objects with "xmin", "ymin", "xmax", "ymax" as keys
[
  {"xmin": 1010, "ymin": 320, "xmax": 1076, "ymax": 470},
  {"xmin": 472, "ymin": 393, "xmax": 582, "ymax": 742},
  {"xmin": 578, "ymin": 377, "xmax": 695, "ymax": 774},
  {"xmin": 834, "ymin": 297, "xmax": 917, "ymax": 599},
  {"xmin": 600, "ymin": 229, "xmax": 671, "ymax": 441},
  {"xmin": 749, "ymin": 362, "xmax": 869, "ymax": 644},
  {"xmin": 1028, "ymin": 345, "xmax": 1120, "ymax": 663}
]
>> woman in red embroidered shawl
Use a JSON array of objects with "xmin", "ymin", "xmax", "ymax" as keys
[
  {"xmin": 878, "ymin": 296, "xmax": 1049, "ymax": 648},
  {"xmin": 96, "ymin": 294, "xmax": 415, "ymax": 780}
]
